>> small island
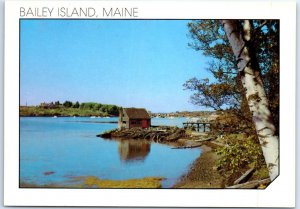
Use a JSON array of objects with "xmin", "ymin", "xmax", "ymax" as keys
[{"xmin": 20, "ymin": 101, "xmax": 120, "ymax": 117}]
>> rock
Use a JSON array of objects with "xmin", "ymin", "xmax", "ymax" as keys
[
  {"xmin": 97, "ymin": 127, "xmax": 187, "ymax": 143},
  {"xmin": 43, "ymin": 171, "xmax": 55, "ymax": 176}
]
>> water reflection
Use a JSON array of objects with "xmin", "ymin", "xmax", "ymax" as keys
[
  {"xmin": 118, "ymin": 140, "xmax": 151, "ymax": 162},
  {"xmin": 21, "ymin": 117, "xmax": 201, "ymax": 188}
]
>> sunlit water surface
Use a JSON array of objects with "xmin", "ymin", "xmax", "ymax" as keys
[{"xmin": 20, "ymin": 117, "xmax": 201, "ymax": 188}]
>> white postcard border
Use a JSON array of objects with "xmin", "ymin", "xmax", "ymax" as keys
[{"xmin": 4, "ymin": 0, "xmax": 296, "ymax": 207}]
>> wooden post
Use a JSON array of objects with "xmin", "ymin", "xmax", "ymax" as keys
[{"xmin": 203, "ymin": 123, "xmax": 206, "ymax": 132}]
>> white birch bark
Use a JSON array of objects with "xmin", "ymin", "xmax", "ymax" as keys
[{"xmin": 221, "ymin": 20, "xmax": 279, "ymax": 181}]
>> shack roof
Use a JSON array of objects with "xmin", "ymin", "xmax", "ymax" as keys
[{"xmin": 123, "ymin": 108, "xmax": 151, "ymax": 119}]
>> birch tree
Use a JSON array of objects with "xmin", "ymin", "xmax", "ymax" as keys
[
  {"xmin": 221, "ymin": 20, "xmax": 278, "ymax": 181},
  {"xmin": 184, "ymin": 20, "xmax": 279, "ymax": 135}
]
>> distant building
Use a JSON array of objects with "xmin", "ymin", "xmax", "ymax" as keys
[{"xmin": 118, "ymin": 108, "xmax": 151, "ymax": 129}]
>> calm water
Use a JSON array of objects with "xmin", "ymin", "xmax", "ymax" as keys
[{"xmin": 20, "ymin": 117, "xmax": 201, "ymax": 188}]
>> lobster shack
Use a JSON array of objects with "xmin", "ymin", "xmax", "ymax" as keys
[{"xmin": 118, "ymin": 108, "xmax": 151, "ymax": 129}]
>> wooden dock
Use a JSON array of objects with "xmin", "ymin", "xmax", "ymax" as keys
[{"xmin": 183, "ymin": 121, "xmax": 211, "ymax": 132}]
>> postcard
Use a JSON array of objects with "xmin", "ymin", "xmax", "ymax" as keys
[{"xmin": 4, "ymin": 0, "xmax": 296, "ymax": 207}]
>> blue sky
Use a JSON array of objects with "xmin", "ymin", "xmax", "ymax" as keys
[{"xmin": 20, "ymin": 20, "xmax": 212, "ymax": 113}]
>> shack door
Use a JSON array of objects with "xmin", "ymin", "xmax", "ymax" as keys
[{"xmin": 141, "ymin": 120, "xmax": 148, "ymax": 128}]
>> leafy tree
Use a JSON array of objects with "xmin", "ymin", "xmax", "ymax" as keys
[
  {"xmin": 78, "ymin": 102, "xmax": 120, "ymax": 116},
  {"xmin": 107, "ymin": 105, "xmax": 119, "ymax": 115},
  {"xmin": 80, "ymin": 102, "xmax": 96, "ymax": 109},
  {"xmin": 73, "ymin": 101, "xmax": 80, "ymax": 108},
  {"xmin": 63, "ymin": 100, "xmax": 73, "ymax": 108},
  {"xmin": 94, "ymin": 103, "xmax": 103, "ymax": 111},
  {"xmin": 54, "ymin": 101, "xmax": 60, "ymax": 106},
  {"xmin": 100, "ymin": 105, "xmax": 108, "ymax": 113},
  {"xmin": 184, "ymin": 20, "xmax": 279, "ymax": 134},
  {"xmin": 184, "ymin": 20, "xmax": 279, "ymax": 180},
  {"xmin": 183, "ymin": 78, "xmax": 239, "ymax": 110},
  {"xmin": 221, "ymin": 20, "xmax": 278, "ymax": 181}
]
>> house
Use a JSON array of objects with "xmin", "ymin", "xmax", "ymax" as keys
[{"xmin": 118, "ymin": 108, "xmax": 151, "ymax": 129}]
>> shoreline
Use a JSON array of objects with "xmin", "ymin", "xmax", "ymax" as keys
[
  {"xmin": 98, "ymin": 127, "xmax": 223, "ymax": 188},
  {"xmin": 20, "ymin": 138, "xmax": 221, "ymax": 189},
  {"xmin": 173, "ymin": 142, "xmax": 225, "ymax": 188},
  {"xmin": 21, "ymin": 116, "xmax": 222, "ymax": 188}
]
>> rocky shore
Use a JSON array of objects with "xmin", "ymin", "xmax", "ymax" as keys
[
  {"xmin": 97, "ymin": 127, "xmax": 225, "ymax": 188},
  {"xmin": 97, "ymin": 126, "xmax": 271, "ymax": 189},
  {"xmin": 97, "ymin": 127, "xmax": 188, "ymax": 143},
  {"xmin": 173, "ymin": 143, "xmax": 225, "ymax": 188}
]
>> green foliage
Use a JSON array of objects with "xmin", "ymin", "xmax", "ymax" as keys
[
  {"xmin": 79, "ymin": 102, "xmax": 119, "ymax": 115},
  {"xmin": 215, "ymin": 135, "xmax": 265, "ymax": 174},
  {"xmin": 63, "ymin": 100, "xmax": 73, "ymax": 108},
  {"xmin": 100, "ymin": 105, "xmax": 108, "ymax": 112},
  {"xmin": 73, "ymin": 101, "xmax": 80, "ymax": 108},
  {"xmin": 80, "ymin": 102, "xmax": 98, "ymax": 109},
  {"xmin": 252, "ymin": 166, "xmax": 270, "ymax": 180},
  {"xmin": 20, "ymin": 102, "xmax": 121, "ymax": 117},
  {"xmin": 94, "ymin": 103, "xmax": 103, "ymax": 111},
  {"xmin": 107, "ymin": 105, "xmax": 119, "ymax": 115}
]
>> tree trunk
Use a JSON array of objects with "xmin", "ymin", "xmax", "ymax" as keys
[{"xmin": 221, "ymin": 20, "xmax": 279, "ymax": 181}]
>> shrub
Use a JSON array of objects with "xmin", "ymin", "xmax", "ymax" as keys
[{"xmin": 215, "ymin": 135, "xmax": 266, "ymax": 175}]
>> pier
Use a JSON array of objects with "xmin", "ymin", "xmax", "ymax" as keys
[{"xmin": 183, "ymin": 121, "xmax": 211, "ymax": 132}]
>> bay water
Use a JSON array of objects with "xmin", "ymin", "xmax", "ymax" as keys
[{"xmin": 20, "ymin": 117, "xmax": 201, "ymax": 188}]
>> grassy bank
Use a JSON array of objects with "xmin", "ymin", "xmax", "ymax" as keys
[{"xmin": 20, "ymin": 106, "xmax": 118, "ymax": 117}]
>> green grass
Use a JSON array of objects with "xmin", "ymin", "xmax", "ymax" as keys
[{"xmin": 252, "ymin": 166, "xmax": 270, "ymax": 180}]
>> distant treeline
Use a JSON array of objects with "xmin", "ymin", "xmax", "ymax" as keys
[{"xmin": 20, "ymin": 101, "xmax": 121, "ymax": 117}]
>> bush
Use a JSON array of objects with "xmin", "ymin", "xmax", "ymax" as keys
[{"xmin": 215, "ymin": 135, "xmax": 266, "ymax": 175}]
